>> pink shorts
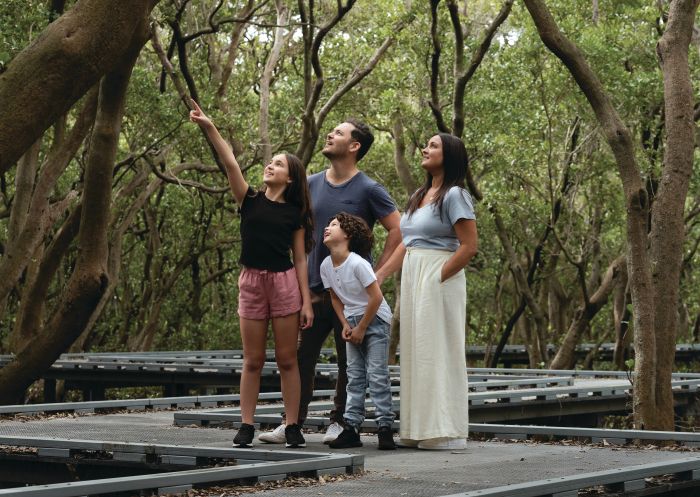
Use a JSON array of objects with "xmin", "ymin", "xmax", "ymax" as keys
[{"xmin": 238, "ymin": 266, "xmax": 302, "ymax": 320}]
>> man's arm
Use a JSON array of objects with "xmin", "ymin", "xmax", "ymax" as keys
[
  {"xmin": 375, "ymin": 210, "xmax": 401, "ymax": 270},
  {"xmin": 375, "ymin": 242, "xmax": 406, "ymax": 287}
]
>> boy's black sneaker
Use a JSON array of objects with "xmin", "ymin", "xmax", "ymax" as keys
[
  {"xmin": 328, "ymin": 426, "xmax": 363, "ymax": 449},
  {"xmin": 284, "ymin": 423, "xmax": 306, "ymax": 448},
  {"xmin": 377, "ymin": 426, "xmax": 396, "ymax": 450},
  {"xmin": 233, "ymin": 423, "xmax": 255, "ymax": 447}
]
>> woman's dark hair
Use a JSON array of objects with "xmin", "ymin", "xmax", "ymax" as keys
[
  {"xmin": 405, "ymin": 133, "xmax": 468, "ymax": 221},
  {"xmin": 283, "ymin": 153, "xmax": 315, "ymax": 253},
  {"xmin": 334, "ymin": 212, "xmax": 373, "ymax": 259}
]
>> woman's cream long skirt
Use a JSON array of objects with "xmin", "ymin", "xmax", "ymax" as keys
[{"xmin": 399, "ymin": 247, "xmax": 469, "ymax": 441}]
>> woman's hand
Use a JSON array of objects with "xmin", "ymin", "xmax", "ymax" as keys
[
  {"xmin": 439, "ymin": 219, "xmax": 478, "ymax": 282},
  {"xmin": 300, "ymin": 302, "xmax": 314, "ymax": 330}
]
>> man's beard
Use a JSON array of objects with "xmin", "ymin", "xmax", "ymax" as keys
[{"xmin": 321, "ymin": 147, "xmax": 339, "ymax": 160}]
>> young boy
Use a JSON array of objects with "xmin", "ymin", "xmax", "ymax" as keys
[{"xmin": 320, "ymin": 212, "xmax": 396, "ymax": 450}]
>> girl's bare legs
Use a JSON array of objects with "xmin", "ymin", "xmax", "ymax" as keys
[
  {"xmin": 272, "ymin": 313, "xmax": 302, "ymax": 425},
  {"xmin": 240, "ymin": 318, "xmax": 268, "ymax": 425}
]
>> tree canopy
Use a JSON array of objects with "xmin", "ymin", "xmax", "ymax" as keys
[{"xmin": 1, "ymin": 0, "xmax": 699, "ymax": 429}]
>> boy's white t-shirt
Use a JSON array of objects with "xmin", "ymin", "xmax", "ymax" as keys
[{"xmin": 320, "ymin": 252, "xmax": 393, "ymax": 324}]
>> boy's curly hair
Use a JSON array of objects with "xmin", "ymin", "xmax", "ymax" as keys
[{"xmin": 335, "ymin": 212, "xmax": 373, "ymax": 258}]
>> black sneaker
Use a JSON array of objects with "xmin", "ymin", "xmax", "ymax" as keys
[
  {"xmin": 328, "ymin": 426, "xmax": 363, "ymax": 449},
  {"xmin": 377, "ymin": 426, "xmax": 396, "ymax": 450},
  {"xmin": 233, "ymin": 423, "xmax": 255, "ymax": 447},
  {"xmin": 284, "ymin": 423, "xmax": 306, "ymax": 448}
]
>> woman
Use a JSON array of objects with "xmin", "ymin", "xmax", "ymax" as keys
[{"xmin": 376, "ymin": 133, "xmax": 477, "ymax": 450}]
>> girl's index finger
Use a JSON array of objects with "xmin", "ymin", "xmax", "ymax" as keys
[{"xmin": 189, "ymin": 98, "xmax": 201, "ymax": 112}]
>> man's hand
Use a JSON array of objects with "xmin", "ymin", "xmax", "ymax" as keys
[{"xmin": 375, "ymin": 268, "xmax": 387, "ymax": 287}]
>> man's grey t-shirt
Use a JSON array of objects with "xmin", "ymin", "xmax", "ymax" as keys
[{"xmin": 308, "ymin": 170, "xmax": 396, "ymax": 293}]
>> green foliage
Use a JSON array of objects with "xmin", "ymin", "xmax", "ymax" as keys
[
  {"xmin": 2, "ymin": 0, "xmax": 699, "ymax": 365},
  {"xmin": 0, "ymin": 1, "xmax": 48, "ymax": 67}
]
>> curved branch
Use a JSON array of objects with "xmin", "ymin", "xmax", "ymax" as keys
[
  {"xmin": 146, "ymin": 158, "xmax": 229, "ymax": 195},
  {"xmin": 0, "ymin": 88, "xmax": 97, "ymax": 314},
  {"xmin": 260, "ymin": 0, "xmax": 291, "ymax": 164},
  {"xmin": 452, "ymin": 0, "xmax": 514, "ymax": 137},
  {"xmin": 216, "ymin": 1, "xmax": 270, "ymax": 106},
  {"xmin": 309, "ymin": 0, "xmax": 357, "ymax": 78},
  {"xmin": 428, "ymin": 0, "xmax": 450, "ymax": 133},
  {"xmin": 391, "ymin": 111, "xmax": 419, "ymax": 195},
  {"xmin": 0, "ymin": 0, "xmax": 160, "ymax": 174},
  {"xmin": 317, "ymin": 30, "xmax": 398, "ymax": 124},
  {"xmin": 151, "ymin": 24, "xmax": 228, "ymax": 175}
]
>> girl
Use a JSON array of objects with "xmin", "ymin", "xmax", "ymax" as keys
[
  {"xmin": 190, "ymin": 100, "xmax": 313, "ymax": 448},
  {"xmin": 376, "ymin": 133, "xmax": 478, "ymax": 450}
]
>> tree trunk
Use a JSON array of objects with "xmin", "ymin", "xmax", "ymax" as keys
[
  {"xmin": 294, "ymin": 1, "xmax": 412, "ymax": 166},
  {"xmin": 0, "ymin": 0, "xmax": 159, "ymax": 174},
  {"xmin": 517, "ymin": 315, "xmax": 541, "ymax": 367},
  {"xmin": 550, "ymin": 256, "xmax": 625, "ymax": 369},
  {"xmin": 449, "ymin": 0, "xmax": 514, "ymax": 138},
  {"xmin": 10, "ymin": 206, "xmax": 82, "ymax": 354},
  {"xmin": 391, "ymin": 111, "xmax": 418, "ymax": 194},
  {"xmin": 591, "ymin": 0, "xmax": 599, "ymax": 24},
  {"xmin": 7, "ymin": 140, "xmax": 41, "ymax": 243},
  {"xmin": 649, "ymin": 0, "xmax": 699, "ymax": 431},
  {"xmin": 259, "ymin": 0, "xmax": 290, "ymax": 165},
  {"xmin": 492, "ymin": 207, "xmax": 549, "ymax": 363},
  {"xmin": 0, "ymin": 139, "xmax": 41, "ymax": 315},
  {"xmin": 71, "ymin": 165, "xmax": 152, "ymax": 352},
  {"xmin": 612, "ymin": 264, "xmax": 631, "ymax": 370},
  {"xmin": 0, "ymin": 10, "xmax": 150, "ymax": 404},
  {"xmin": 547, "ymin": 259, "xmax": 569, "ymax": 341},
  {"xmin": 385, "ymin": 110, "xmax": 417, "ymax": 365},
  {"xmin": 215, "ymin": 0, "xmax": 256, "ymax": 111},
  {"xmin": 0, "ymin": 90, "xmax": 97, "ymax": 320},
  {"xmin": 523, "ymin": 0, "xmax": 656, "ymax": 429}
]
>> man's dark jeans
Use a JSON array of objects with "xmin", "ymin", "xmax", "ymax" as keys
[{"xmin": 297, "ymin": 291, "xmax": 347, "ymax": 424}]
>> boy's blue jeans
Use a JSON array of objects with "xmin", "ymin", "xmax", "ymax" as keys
[{"xmin": 343, "ymin": 314, "xmax": 396, "ymax": 429}]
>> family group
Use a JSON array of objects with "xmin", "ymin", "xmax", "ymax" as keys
[{"xmin": 190, "ymin": 101, "xmax": 477, "ymax": 451}]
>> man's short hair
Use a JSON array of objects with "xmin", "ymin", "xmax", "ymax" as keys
[{"xmin": 345, "ymin": 118, "xmax": 374, "ymax": 161}]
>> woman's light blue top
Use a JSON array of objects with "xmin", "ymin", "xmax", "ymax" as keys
[{"xmin": 400, "ymin": 186, "xmax": 475, "ymax": 251}]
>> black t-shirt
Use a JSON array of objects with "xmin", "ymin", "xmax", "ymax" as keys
[{"xmin": 239, "ymin": 187, "xmax": 302, "ymax": 272}]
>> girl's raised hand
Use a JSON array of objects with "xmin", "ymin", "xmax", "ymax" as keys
[
  {"xmin": 189, "ymin": 99, "xmax": 213, "ymax": 128},
  {"xmin": 187, "ymin": 96, "xmax": 247, "ymax": 204}
]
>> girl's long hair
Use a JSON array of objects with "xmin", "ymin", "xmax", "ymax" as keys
[
  {"xmin": 283, "ymin": 153, "xmax": 315, "ymax": 253},
  {"xmin": 405, "ymin": 133, "xmax": 468, "ymax": 222}
]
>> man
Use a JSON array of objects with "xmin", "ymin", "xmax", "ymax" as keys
[{"xmin": 259, "ymin": 119, "xmax": 401, "ymax": 444}]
